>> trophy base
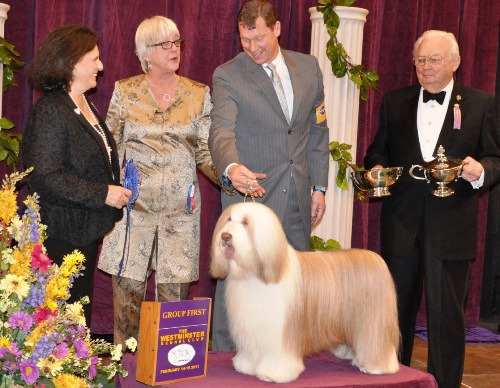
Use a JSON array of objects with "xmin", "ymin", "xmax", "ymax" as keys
[
  {"xmin": 368, "ymin": 187, "xmax": 391, "ymax": 197},
  {"xmin": 432, "ymin": 183, "xmax": 455, "ymax": 197}
]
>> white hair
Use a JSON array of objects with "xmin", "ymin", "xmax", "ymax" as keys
[
  {"xmin": 413, "ymin": 30, "xmax": 460, "ymax": 59},
  {"xmin": 135, "ymin": 15, "xmax": 180, "ymax": 73}
]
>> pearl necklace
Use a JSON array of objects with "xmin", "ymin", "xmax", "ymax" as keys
[{"xmin": 69, "ymin": 92, "xmax": 113, "ymax": 166}]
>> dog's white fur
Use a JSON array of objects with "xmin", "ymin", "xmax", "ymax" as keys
[{"xmin": 210, "ymin": 202, "xmax": 400, "ymax": 383}]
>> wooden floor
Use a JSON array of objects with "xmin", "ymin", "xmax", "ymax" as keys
[{"xmin": 410, "ymin": 319, "xmax": 500, "ymax": 387}]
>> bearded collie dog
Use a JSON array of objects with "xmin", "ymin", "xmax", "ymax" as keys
[{"xmin": 210, "ymin": 202, "xmax": 400, "ymax": 383}]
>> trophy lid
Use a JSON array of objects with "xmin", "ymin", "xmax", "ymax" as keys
[{"xmin": 422, "ymin": 145, "xmax": 461, "ymax": 170}]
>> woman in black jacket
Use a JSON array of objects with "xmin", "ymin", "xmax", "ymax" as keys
[{"xmin": 22, "ymin": 25, "xmax": 132, "ymax": 325}]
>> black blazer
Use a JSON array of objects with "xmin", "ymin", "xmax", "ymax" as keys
[
  {"xmin": 365, "ymin": 83, "xmax": 500, "ymax": 260},
  {"xmin": 22, "ymin": 90, "xmax": 122, "ymax": 246}
]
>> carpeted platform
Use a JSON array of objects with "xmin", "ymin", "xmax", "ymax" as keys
[{"xmin": 415, "ymin": 325, "xmax": 500, "ymax": 344}]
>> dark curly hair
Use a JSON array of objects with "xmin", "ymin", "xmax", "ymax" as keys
[{"xmin": 27, "ymin": 25, "xmax": 99, "ymax": 92}]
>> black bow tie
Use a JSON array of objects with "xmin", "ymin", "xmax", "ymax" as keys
[{"xmin": 423, "ymin": 90, "xmax": 446, "ymax": 104}]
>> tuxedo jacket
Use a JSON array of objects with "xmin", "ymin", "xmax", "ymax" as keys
[
  {"xmin": 22, "ymin": 90, "xmax": 122, "ymax": 246},
  {"xmin": 208, "ymin": 50, "xmax": 329, "ymax": 235},
  {"xmin": 364, "ymin": 83, "xmax": 500, "ymax": 260}
]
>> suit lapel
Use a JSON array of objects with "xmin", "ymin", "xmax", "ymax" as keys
[
  {"xmin": 61, "ymin": 92, "xmax": 116, "ymax": 178},
  {"xmin": 282, "ymin": 50, "xmax": 300, "ymax": 124},
  {"xmin": 403, "ymin": 86, "xmax": 425, "ymax": 161},
  {"xmin": 243, "ymin": 53, "xmax": 290, "ymax": 125}
]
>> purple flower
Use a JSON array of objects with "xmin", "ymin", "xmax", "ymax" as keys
[
  {"xmin": 73, "ymin": 337, "xmax": 89, "ymax": 358},
  {"xmin": 8, "ymin": 311, "xmax": 33, "ymax": 332},
  {"xmin": 0, "ymin": 347, "xmax": 8, "ymax": 358},
  {"xmin": 29, "ymin": 221, "xmax": 40, "ymax": 243},
  {"xmin": 2, "ymin": 360, "xmax": 18, "ymax": 372},
  {"xmin": 88, "ymin": 355, "xmax": 99, "ymax": 379},
  {"xmin": 20, "ymin": 359, "xmax": 40, "ymax": 385},
  {"xmin": 9, "ymin": 342, "xmax": 22, "ymax": 359},
  {"xmin": 52, "ymin": 342, "xmax": 69, "ymax": 359},
  {"xmin": 22, "ymin": 283, "xmax": 45, "ymax": 309},
  {"xmin": 31, "ymin": 334, "xmax": 56, "ymax": 360}
]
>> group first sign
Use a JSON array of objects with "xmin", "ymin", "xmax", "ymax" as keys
[{"xmin": 136, "ymin": 298, "xmax": 211, "ymax": 385}]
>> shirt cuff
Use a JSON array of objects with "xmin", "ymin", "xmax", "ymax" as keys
[{"xmin": 470, "ymin": 169, "xmax": 485, "ymax": 189}]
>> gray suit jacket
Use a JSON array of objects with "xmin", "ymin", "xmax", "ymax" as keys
[{"xmin": 209, "ymin": 50, "xmax": 329, "ymax": 237}]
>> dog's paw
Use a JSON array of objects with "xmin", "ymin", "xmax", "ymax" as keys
[
  {"xmin": 232, "ymin": 352, "xmax": 256, "ymax": 376},
  {"xmin": 356, "ymin": 354, "xmax": 400, "ymax": 375},
  {"xmin": 333, "ymin": 344, "xmax": 355, "ymax": 360},
  {"xmin": 255, "ymin": 368, "xmax": 302, "ymax": 383},
  {"xmin": 254, "ymin": 357, "xmax": 305, "ymax": 383}
]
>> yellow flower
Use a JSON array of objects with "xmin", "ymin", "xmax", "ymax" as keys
[
  {"xmin": 0, "ymin": 273, "xmax": 30, "ymax": 299},
  {"xmin": 0, "ymin": 336, "xmax": 11, "ymax": 348},
  {"xmin": 65, "ymin": 302, "xmax": 86, "ymax": 326},
  {"xmin": 0, "ymin": 189, "xmax": 17, "ymax": 224},
  {"xmin": 9, "ymin": 246, "xmax": 31, "ymax": 277},
  {"xmin": 125, "ymin": 337, "xmax": 138, "ymax": 352},
  {"xmin": 111, "ymin": 343, "xmax": 123, "ymax": 361},
  {"xmin": 45, "ymin": 276, "xmax": 70, "ymax": 304},
  {"xmin": 60, "ymin": 250, "xmax": 85, "ymax": 278},
  {"xmin": 37, "ymin": 355, "xmax": 63, "ymax": 377},
  {"xmin": 53, "ymin": 373, "xmax": 87, "ymax": 388}
]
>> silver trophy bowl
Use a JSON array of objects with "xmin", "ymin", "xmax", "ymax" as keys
[
  {"xmin": 409, "ymin": 145, "xmax": 462, "ymax": 197},
  {"xmin": 351, "ymin": 167, "xmax": 403, "ymax": 197}
]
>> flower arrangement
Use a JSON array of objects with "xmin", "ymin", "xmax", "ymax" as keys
[{"xmin": 0, "ymin": 169, "xmax": 136, "ymax": 387}]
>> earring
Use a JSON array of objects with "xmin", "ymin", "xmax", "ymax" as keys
[{"xmin": 146, "ymin": 61, "xmax": 152, "ymax": 70}]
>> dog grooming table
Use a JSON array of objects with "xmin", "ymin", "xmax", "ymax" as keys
[{"xmin": 117, "ymin": 351, "xmax": 437, "ymax": 387}]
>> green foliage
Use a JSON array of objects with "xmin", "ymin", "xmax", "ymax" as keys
[
  {"xmin": 0, "ymin": 36, "xmax": 24, "ymax": 92},
  {"xmin": 317, "ymin": 0, "xmax": 378, "ymax": 101},
  {"xmin": 0, "ymin": 36, "xmax": 24, "ymax": 169},
  {"xmin": 329, "ymin": 140, "xmax": 366, "ymax": 201},
  {"xmin": 310, "ymin": 235, "xmax": 342, "ymax": 251}
]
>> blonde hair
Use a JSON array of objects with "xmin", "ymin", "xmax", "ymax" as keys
[{"xmin": 135, "ymin": 16, "xmax": 180, "ymax": 73}]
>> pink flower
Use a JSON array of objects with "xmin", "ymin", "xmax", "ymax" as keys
[
  {"xmin": 20, "ymin": 359, "xmax": 39, "ymax": 385},
  {"xmin": 52, "ymin": 342, "xmax": 69, "ymax": 359},
  {"xmin": 8, "ymin": 311, "xmax": 33, "ymax": 332},
  {"xmin": 88, "ymin": 355, "xmax": 98, "ymax": 379},
  {"xmin": 73, "ymin": 337, "xmax": 89, "ymax": 358},
  {"xmin": 33, "ymin": 307, "xmax": 58, "ymax": 324},
  {"xmin": 31, "ymin": 244, "xmax": 52, "ymax": 273}
]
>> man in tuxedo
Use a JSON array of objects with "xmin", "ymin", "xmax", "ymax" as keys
[
  {"xmin": 364, "ymin": 30, "xmax": 500, "ymax": 388},
  {"xmin": 208, "ymin": 0, "xmax": 329, "ymax": 351}
]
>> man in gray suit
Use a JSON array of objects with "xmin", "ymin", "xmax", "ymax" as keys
[{"xmin": 208, "ymin": 0, "xmax": 330, "ymax": 351}]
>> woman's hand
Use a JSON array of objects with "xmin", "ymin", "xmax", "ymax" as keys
[{"xmin": 106, "ymin": 185, "xmax": 132, "ymax": 209}]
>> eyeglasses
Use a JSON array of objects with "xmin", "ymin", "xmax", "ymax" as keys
[
  {"xmin": 413, "ymin": 55, "xmax": 445, "ymax": 67},
  {"xmin": 148, "ymin": 38, "xmax": 185, "ymax": 50}
]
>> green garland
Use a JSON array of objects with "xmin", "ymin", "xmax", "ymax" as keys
[
  {"xmin": 317, "ymin": 0, "xmax": 378, "ymax": 101},
  {"xmin": 0, "ymin": 36, "xmax": 24, "ymax": 168}
]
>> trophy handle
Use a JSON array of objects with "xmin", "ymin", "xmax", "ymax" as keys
[
  {"xmin": 409, "ymin": 165, "xmax": 429, "ymax": 182},
  {"xmin": 457, "ymin": 163, "xmax": 464, "ymax": 179}
]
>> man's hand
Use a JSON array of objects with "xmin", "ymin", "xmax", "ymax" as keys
[
  {"xmin": 228, "ymin": 164, "xmax": 267, "ymax": 197},
  {"xmin": 311, "ymin": 191, "xmax": 326, "ymax": 228}
]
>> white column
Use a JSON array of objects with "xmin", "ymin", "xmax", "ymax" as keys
[
  {"xmin": 0, "ymin": 3, "xmax": 10, "ymax": 118},
  {"xmin": 309, "ymin": 6, "xmax": 368, "ymax": 248}
]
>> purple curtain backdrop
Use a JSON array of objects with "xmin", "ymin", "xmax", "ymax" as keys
[{"xmin": 1, "ymin": 0, "xmax": 499, "ymax": 333}]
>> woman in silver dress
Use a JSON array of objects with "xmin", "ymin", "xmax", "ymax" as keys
[{"xmin": 98, "ymin": 16, "xmax": 218, "ymax": 346}]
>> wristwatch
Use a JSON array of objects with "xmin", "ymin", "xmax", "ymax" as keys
[
  {"xmin": 313, "ymin": 186, "xmax": 327, "ymax": 194},
  {"xmin": 221, "ymin": 174, "xmax": 237, "ymax": 196}
]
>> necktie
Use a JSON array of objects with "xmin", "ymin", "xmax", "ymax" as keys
[
  {"xmin": 423, "ymin": 90, "xmax": 446, "ymax": 104},
  {"xmin": 265, "ymin": 63, "xmax": 290, "ymax": 123}
]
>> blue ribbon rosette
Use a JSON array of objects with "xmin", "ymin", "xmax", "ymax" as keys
[{"xmin": 118, "ymin": 158, "xmax": 140, "ymax": 278}]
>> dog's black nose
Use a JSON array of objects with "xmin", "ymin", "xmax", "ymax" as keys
[{"xmin": 221, "ymin": 232, "xmax": 232, "ymax": 242}]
